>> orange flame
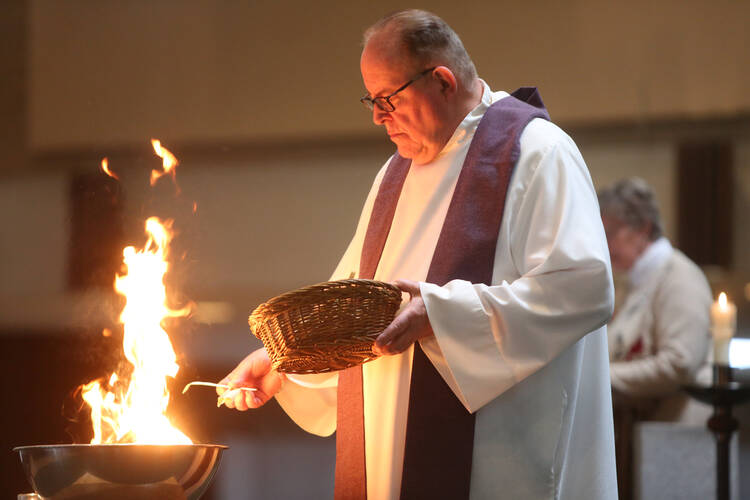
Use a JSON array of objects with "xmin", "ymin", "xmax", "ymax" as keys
[
  {"xmin": 150, "ymin": 139, "xmax": 179, "ymax": 186},
  {"xmin": 82, "ymin": 217, "xmax": 192, "ymax": 444},
  {"xmin": 81, "ymin": 141, "xmax": 192, "ymax": 445},
  {"xmin": 100, "ymin": 158, "xmax": 119, "ymax": 180}
]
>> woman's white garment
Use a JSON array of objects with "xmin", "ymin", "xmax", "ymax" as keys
[
  {"xmin": 608, "ymin": 238, "xmax": 713, "ymax": 423},
  {"xmin": 275, "ymin": 83, "xmax": 618, "ymax": 499}
]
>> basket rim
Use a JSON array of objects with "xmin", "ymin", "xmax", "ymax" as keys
[{"xmin": 248, "ymin": 279, "xmax": 401, "ymax": 330}]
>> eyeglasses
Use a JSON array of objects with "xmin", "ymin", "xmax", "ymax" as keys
[{"xmin": 360, "ymin": 67, "xmax": 436, "ymax": 112}]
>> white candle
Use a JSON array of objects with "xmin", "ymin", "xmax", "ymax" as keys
[{"xmin": 711, "ymin": 292, "xmax": 737, "ymax": 365}]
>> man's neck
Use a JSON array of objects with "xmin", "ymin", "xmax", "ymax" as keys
[
  {"xmin": 437, "ymin": 79, "xmax": 484, "ymax": 154},
  {"xmin": 453, "ymin": 78, "xmax": 483, "ymax": 123}
]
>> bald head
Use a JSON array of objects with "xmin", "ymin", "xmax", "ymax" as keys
[{"xmin": 363, "ymin": 10, "xmax": 477, "ymax": 90}]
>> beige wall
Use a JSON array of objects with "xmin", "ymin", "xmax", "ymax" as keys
[
  {"xmin": 3, "ymin": 0, "xmax": 749, "ymax": 329},
  {"xmin": 27, "ymin": 0, "xmax": 750, "ymax": 152},
  {"xmin": 582, "ymin": 141, "xmax": 677, "ymax": 238},
  {"xmin": 0, "ymin": 172, "xmax": 68, "ymax": 296}
]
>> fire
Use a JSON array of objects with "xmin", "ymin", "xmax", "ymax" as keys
[
  {"xmin": 150, "ymin": 139, "xmax": 179, "ymax": 186},
  {"xmin": 100, "ymin": 157, "xmax": 118, "ymax": 180},
  {"xmin": 81, "ymin": 143, "xmax": 192, "ymax": 445}
]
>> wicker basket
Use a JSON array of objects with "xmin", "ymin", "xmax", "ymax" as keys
[{"xmin": 249, "ymin": 279, "xmax": 402, "ymax": 374}]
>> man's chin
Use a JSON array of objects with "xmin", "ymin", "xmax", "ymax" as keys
[
  {"xmin": 393, "ymin": 141, "xmax": 418, "ymax": 160},
  {"xmin": 390, "ymin": 138, "xmax": 432, "ymax": 163}
]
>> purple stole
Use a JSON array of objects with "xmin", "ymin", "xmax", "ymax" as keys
[{"xmin": 335, "ymin": 88, "xmax": 550, "ymax": 500}]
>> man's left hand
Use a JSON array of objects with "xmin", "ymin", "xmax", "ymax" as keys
[{"xmin": 373, "ymin": 279, "xmax": 434, "ymax": 355}]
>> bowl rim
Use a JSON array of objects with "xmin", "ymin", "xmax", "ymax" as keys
[{"xmin": 13, "ymin": 443, "xmax": 228, "ymax": 452}]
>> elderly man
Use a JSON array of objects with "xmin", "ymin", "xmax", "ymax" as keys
[{"xmin": 220, "ymin": 10, "xmax": 617, "ymax": 500}]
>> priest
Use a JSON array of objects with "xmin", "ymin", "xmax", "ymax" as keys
[{"xmin": 220, "ymin": 9, "xmax": 618, "ymax": 500}]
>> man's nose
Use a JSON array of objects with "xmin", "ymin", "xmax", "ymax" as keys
[{"xmin": 372, "ymin": 106, "xmax": 390, "ymax": 125}]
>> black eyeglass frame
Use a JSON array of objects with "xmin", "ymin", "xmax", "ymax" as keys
[{"xmin": 360, "ymin": 67, "xmax": 437, "ymax": 112}]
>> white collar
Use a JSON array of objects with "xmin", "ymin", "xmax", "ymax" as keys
[
  {"xmin": 628, "ymin": 237, "xmax": 673, "ymax": 288},
  {"xmin": 437, "ymin": 80, "xmax": 509, "ymax": 158}
]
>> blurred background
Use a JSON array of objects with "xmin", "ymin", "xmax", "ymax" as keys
[{"xmin": 1, "ymin": 1, "xmax": 748, "ymax": 498}]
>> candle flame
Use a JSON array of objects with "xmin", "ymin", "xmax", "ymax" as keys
[{"xmin": 719, "ymin": 292, "xmax": 728, "ymax": 309}]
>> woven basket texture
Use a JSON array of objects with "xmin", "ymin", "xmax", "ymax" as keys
[{"xmin": 249, "ymin": 279, "xmax": 402, "ymax": 374}]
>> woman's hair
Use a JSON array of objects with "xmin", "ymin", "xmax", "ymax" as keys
[
  {"xmin": 363, "ymin": 9, "xmax": 477, "ymax": 87},
  {"xmin": 598, "ymin": 177, "xmax": 663, "ymax": 241}
]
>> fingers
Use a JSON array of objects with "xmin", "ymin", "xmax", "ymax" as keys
[
  {"xmin": 217, "ymin": 348, "xmax": 285, "ymax": 411},
  {"xmin": 216, "ymin": 376, "xmax": 231, "ymax": 396},
  {"xmin": 374, "ymin": 292, "xmax": 434, "ymax": 356},
  {"xmin": 374, "ymin": 314, "xmax": 411, "ymax": 355},
  {"xmin": 220, "ymin": 388, "xmax": 264, "ymax": 411},
  {"xmin": 393, "ymin": 279, "xmax": 420, "ymax": 296},
  {"xmin": 216, "ymin": 347, "xmax": 269, "ymax": 395}
]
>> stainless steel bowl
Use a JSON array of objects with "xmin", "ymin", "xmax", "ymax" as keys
[{"xmin": 14, "ymin": 444, "xmax": 227, "ymax": 500}]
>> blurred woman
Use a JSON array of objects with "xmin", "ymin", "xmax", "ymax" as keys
[{"xmin": 599, "ymin": 177, "xmax": 712, "ymax": 423}]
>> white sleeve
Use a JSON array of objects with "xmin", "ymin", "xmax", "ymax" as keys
[
  {"xmin": 274, "ymin": 372, "xmax": 339, "ymax": 436},
  {"xmin": 274, "ymin": 160, "xmax": 392, "ymax": 434},
  {"xmin": 420, "ymin": 123, "xmax": 615, "ymax": 413}
]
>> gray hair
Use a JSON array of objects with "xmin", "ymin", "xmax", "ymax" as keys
[
  {"xmin": 363, "ymin": 10, "xmax": 478, "ymax": 87},
  {"xmin": 598, "ymin": 177, "xmax": 663, "ymax": 241}
]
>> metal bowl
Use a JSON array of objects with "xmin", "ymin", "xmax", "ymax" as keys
[{"xmin": 14, "ymin": 444, "xmax": 227, "ymax": 500}]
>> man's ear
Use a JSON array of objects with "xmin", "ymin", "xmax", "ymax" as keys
[{"xmin": 433, "ymin": 66, "xmax": 457, "ymax": 95}]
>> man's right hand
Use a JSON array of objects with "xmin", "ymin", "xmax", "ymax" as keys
[{"xmin": 217, "ymin": 347, "xmax": 285, "ymax": 411}]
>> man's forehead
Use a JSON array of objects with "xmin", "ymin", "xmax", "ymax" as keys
[
  {"xmin": 361, "ymin": 56, "xmax": 403, "ymax": 86},
  {"xmin": 360, "ymin": 41, "xmax": 413, "ymax": 92}
]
